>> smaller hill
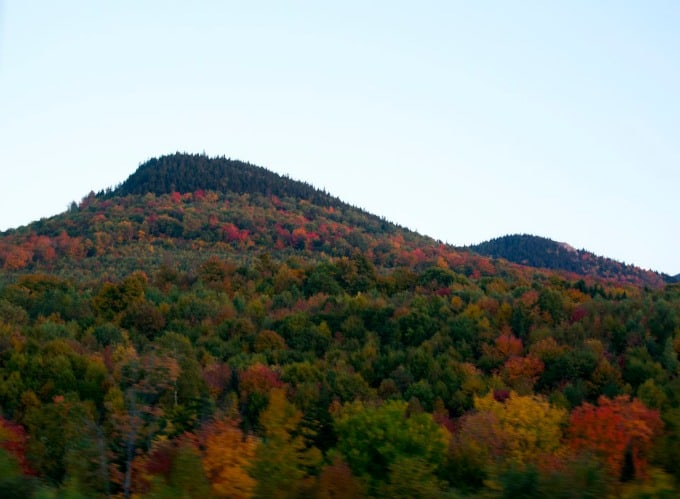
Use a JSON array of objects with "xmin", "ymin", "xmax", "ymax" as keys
[{"xmin": 470, "ymin": 234, "xmax": 667, "ymax": 288}]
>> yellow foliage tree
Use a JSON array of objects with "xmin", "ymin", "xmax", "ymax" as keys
[{"xmin": 474, "ymin": 391, "xmax": 566, "ymax": 465}]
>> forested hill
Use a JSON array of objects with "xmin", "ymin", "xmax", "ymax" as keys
[
  {"xmin": 471, "ymin": 234, "xmax": 669, "ymax": 287},
  {"xmin": 111, "ymin": 153, "xmax": 346, "ymax": 209},
  {"xmin": 1, "ymin": 154, "xmax": 680, "ymax": 497},
  {"xmin": 0, "ymin": 154, "xmax": 467, "ymax": 282},
  {"xmin": 0, "ymin": 155, "xmax": 669, "ymax": 289}
]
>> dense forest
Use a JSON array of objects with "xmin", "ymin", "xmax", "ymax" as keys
[
  {"xmin": 111, "ymin": 154, "xmax": 349, "ymax": 210},
  {"xmin": 0, "ymin": 155, "xmax": 679, "ymax": 497}
]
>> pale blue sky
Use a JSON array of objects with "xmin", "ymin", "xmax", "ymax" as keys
[{"xmin": 1, "ymin": 1, "xmax": 678, "ymax": 274}]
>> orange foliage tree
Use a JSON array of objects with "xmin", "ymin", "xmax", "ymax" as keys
[
  {"xmin": 316, "ymin": 456, "xmax": 365, "ymax": 499},
  {"xmin": 202, "ymin": 419, "xmax": 258, "ymax": 498},
  {"xmin": 567, "ymin": 395, "xmax": 663, "ymax": 480},
  {"xmin": 495, "ymin": 331, "xmax": 523, "ymax": 358},
  {"xmin": 502, "ymin": 355, "xmax": 544, "ymax": 389}
]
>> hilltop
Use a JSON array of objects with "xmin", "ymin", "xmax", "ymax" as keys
[{"xmin": 111, "ymin": 153, "xmax": 344, "ymax": 208}]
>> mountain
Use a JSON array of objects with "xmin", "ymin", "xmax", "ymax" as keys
[
  {"xmin": 470, "ymin": 234, "xmax": 668, "ymax": 288},
  {"xmin": 0, "ymin": 154, "xmax": 679, "ymax": 497},
  {"xmin": 0, "ymin": 154, "xmax": 667, "ymax": 290},
  {"xmin": 0, "ymin": 153, "xmax": 501, "ymax": 284}
]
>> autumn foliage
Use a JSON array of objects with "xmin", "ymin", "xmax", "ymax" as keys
[
  {"xmin": 473, "ymin": 391, "xmax": 566, "ymax": 465},
  {"xmin": 0, "ymin": 154, "xmax": 678, "ymax": 496},
  {"xmin": 0, "ymin": 417, "xmax": 33, "ymax": 475},
  {"xmin": 202, "ymin": 419, "xmax": 257, "ymax": 498},
  {"xmin": 568, "ymin": 395, "xmax": 663, "ymax": 480}
]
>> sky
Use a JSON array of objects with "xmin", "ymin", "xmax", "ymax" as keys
[{"xmin": 1, "ymin": 1, "xmax": 678, "ymax": 275}]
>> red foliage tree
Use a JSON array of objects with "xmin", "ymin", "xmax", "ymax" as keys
[
  {"xmin": 567, "ymin": 395, "xmax": 663, "ymax": 480},
  {"xmin": 0, "ymin": 417, "xmax": 35, "ymax": 475},
  {"xmin": 222, "ymin": 223, "xmax": 241, "ymax": 242},
  {"xmin": 238, "ymin": 363, "xmax": 284, "ymax": 401},
  {"xmin": 202, "ymin": 362, "xmax": 232, "ymax": 400}
]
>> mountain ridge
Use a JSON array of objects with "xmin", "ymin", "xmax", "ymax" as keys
[
  {"xmin": 110, "ymin": 154, "xmax": 677, "ymax": 284},
  {"xmin": 0, "ymin": 154, "xmax": 671, "ymax": 289}
]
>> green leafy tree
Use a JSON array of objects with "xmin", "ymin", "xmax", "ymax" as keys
[
  {"xmin": 250, "ymin": 388, "xmax": 322, "ymax": 498},
  {"xmin": 333, "ymin": 399, "xmax": 449, "ymax": 491}
]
